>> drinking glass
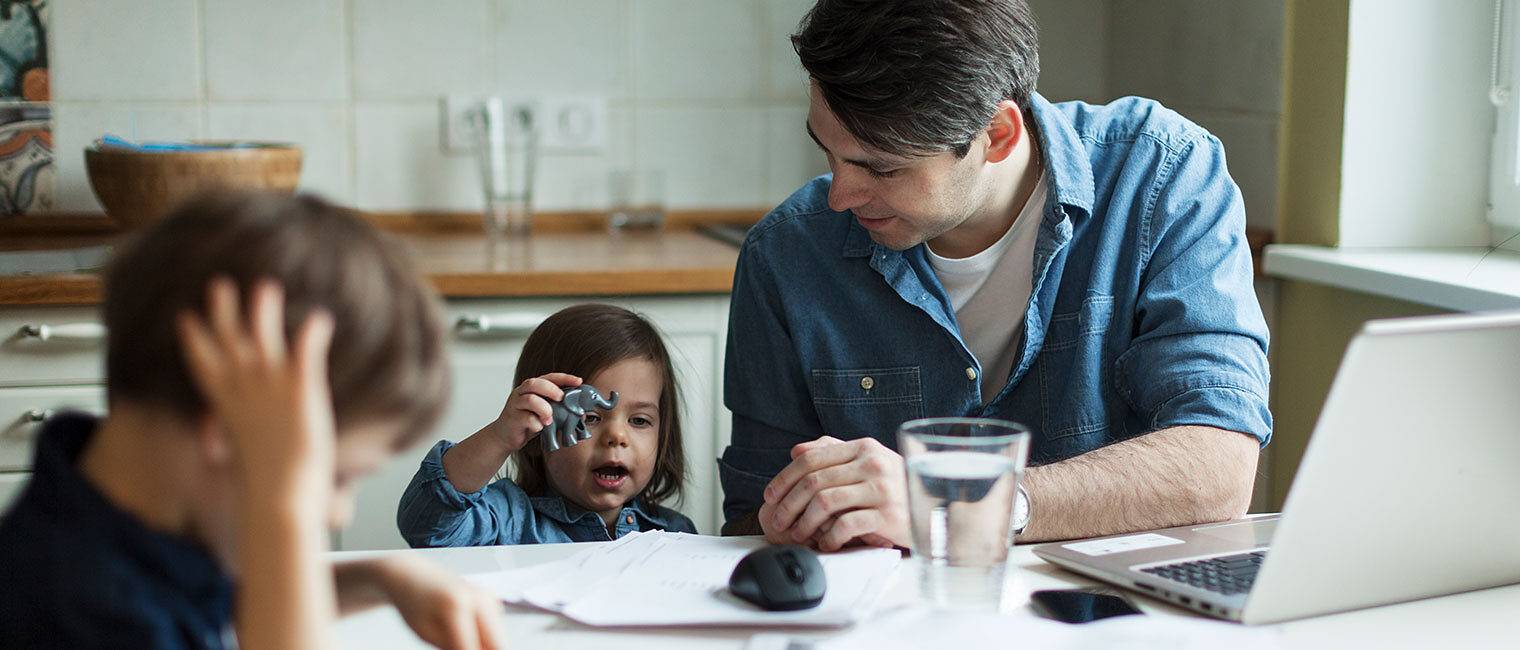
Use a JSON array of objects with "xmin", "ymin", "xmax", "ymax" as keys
[
  {"xmin": 607, "ymin": 168, "xmax": 665, "ymax": 232},
  {"xmin": 469, "ymin": 98, "xmax": 536, "ymax": 237},
  {"xmin": 900, "ymin": 417, "xmax": 1030, "ymax": 612}
]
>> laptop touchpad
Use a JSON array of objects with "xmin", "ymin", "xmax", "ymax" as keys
[{"xmin": 1191, "ymin": 518, "xmax": 1277, "ymax": 547}]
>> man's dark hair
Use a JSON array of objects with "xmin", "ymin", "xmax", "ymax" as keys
[
  {"xmin": 509, "ymin": 304, "xmax": 688, "ymax": 508},
  {"xmin": 792, "ymin": 0, "xmax": 1040, "ymax": 158},
  {"xmin": 103, "ymin": 190, "xmax": 450, "ymax": 443}
]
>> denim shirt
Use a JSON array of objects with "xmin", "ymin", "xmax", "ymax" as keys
[
  {"xmin": 719, "ymin": 93, "xmax": 1272, "ymax": 525},
  {"xmin": 397, "ymin": 440, "xmax": 697, "ymax": 547}
]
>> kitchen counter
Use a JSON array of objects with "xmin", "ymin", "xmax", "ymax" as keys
[
  {"xmin": 0, "ymin": 214, "xmax": 747, "ymax": 305},
  {"xmin": 2, "ymin": 213, "xmax": 1274, "ymax": 305}
]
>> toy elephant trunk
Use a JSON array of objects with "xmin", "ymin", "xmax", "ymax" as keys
[{"xmin": 539, "ymin": 385, "xmax": 620, "ymax": 453}]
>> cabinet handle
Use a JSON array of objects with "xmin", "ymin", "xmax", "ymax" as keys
[
  {"xmin": 453, "ymin": 313, "xmax": 548, "ymax": 338},
  {"xmin": 7, "ymin": 409, "xmax": 53, "ymax": 438},
  {"xmin": 17, "ymin": 323, "xmax": 106, "ymax": 343}
]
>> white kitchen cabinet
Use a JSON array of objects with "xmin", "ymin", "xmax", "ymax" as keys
[
  {"xmin": 0, "ymin": 294, "xmax": 733, "ymax": 549},
  {"xmin": 0, "ymin": 385, "xmax": 109, "ymax": 470},
  {"xmin": 338, "ymin": 293, "xmax": 731, "ymax": 551},
  {"xmin": 0, "ymin": 471, "xmax": 29, "ymax": 512},
  {"xmin": 1, "ymin": 306, "xmax": 106, "ymax": 386},
  {"xmin": 0, "ymin": 306, "xmax": 109, "ymax": 512}
]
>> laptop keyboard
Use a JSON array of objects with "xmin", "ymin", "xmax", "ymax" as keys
[{"xmin": 1139, "ymin": 550, "xmax": 1266, "ymax": 595}]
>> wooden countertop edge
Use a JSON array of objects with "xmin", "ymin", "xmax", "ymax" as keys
[
  {"xmin": 1, "ymin": 215, "xmax": 1273, "ymax": 304},
  {"xmin": 0, "ymin": 209, "xmax": 764, "ymax": 234},
  {"xmin": 0, "ymin": 268, "xmax": 737, "ymax": 306},
  {"xmin": 0, "ymin": 275, "xmax": 100, "ymax": 305},
  {"xmin": 431, "ymin": 269, "xmax": 735, "ymax": 297}
]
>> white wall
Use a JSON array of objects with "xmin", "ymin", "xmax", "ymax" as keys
[
  {"xmin": 49, "ymin": 0, "xmax": 829, "ymax": 214},
  {"xmin": 1338, "ymin": 0, "xmax": 1493, "ymax": 248}
]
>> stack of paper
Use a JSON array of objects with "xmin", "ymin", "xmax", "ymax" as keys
[{"xmin": 466, "ymin": 531, "xmax": 902, "ymax": 628}]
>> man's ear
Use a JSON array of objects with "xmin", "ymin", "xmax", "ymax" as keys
[
  {"xmin": 983, "ymin": 100, "xmax": 1026, "ymax": 164},
  {"xmin": 196, "ymin": 413, "xmax": 233, "ymax": 467}
]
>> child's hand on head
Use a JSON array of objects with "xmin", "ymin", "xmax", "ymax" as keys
[
  {"xmin": 492, "ymin": 372, "xmax": 582, "ymax": 452},
  {"xmin": 176, "ymin": 277, "xmax": 337, "ymax": 509}
]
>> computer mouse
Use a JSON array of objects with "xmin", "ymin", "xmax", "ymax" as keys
[{"xmin": 727, "ymin": 544, "xmax": 827, "ymax": 611}]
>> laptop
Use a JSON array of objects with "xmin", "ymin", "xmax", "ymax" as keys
[{"xmin": 1032, "ymin": 310, "xmax": 1520, "ymax": 624}]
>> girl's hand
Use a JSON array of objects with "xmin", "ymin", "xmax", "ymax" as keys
[
  {"xmin": 176, "ymin": 277, "xmax": 336, "ymax": 509},
  {"xmin": 489, "ymin": 372, "xmax": 582, "ymax": 453}
]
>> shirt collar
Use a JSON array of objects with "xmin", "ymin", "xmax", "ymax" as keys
[
  {"xmin": 528, "ymin": 490, "xmax": 677, "ymax": 529},
  {"xmin": 1027, "ymin": 92, "xmax": 1095, "ymax": 218}
]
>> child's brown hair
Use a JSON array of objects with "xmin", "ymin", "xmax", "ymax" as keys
[
  {"xmin": 102, "ymin": 190, "xmax": 450, "ymax": 441},
  {"xmin": 510, "ymin": 304, "xmax": 687, "ymax": 506}
]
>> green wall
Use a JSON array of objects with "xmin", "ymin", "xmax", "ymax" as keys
[
  {"xmin": 1276, "ymin": 0, "xmax": 1348, "ymax": 248},
  {"xmin": 1267, "ymin": 0, "xmax": 1450, "ymax": 508},
  {"xmin": 1267, "ymin": 282, "xmax": 1444, "ymax": 507}
]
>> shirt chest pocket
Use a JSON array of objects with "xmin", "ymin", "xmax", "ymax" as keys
[
  {"xmin": 1035, "ymin": 294, "xmax": 1117, "ymax": 441},
  {"xmin": 809, "ymin": 366, "xmax": 924, "ymax": 443}
]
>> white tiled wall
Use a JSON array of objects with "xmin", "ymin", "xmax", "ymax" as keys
[
  {"xmin": 50, "ymin": 0, "xmax": 828, "ymax": 214},
  {"xmin": 354, "ymin": 0, "xmax": 490, "ymax": 101},
  {"xmin": 50, "ymin": 0, "xmax": 1283, "ymax": 226},
  {"xmin": 493, "ymin": 1, "xmax": 626, "ymax": 98},
  {"xmin": 51, "ymin": 1, "xmax": 201, "ymax": 102},
  {"xmin": 203, "ymin": 0, "xmax": 349, "ymax": 102}
]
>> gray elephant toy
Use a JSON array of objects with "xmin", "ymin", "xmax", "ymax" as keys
[{"xmin": 539, "ymin": 384, "xmax": 620, "ymax": 453}]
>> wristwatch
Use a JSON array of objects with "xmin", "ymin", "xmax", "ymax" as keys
[{"xmin": 1012, "ymin": 483, "xmax": 1032, "ymax": 538}]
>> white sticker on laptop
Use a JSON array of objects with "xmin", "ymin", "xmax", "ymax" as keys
[{"xmin": 1062, "ymin": 533, "xmax": 1186, "ymax": 556}]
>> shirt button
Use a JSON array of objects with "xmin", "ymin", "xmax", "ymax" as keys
[
  {"xmin": 625, "ymin": 514, "xmax": 634, "ymax": 524},
  {"xmin": 860, "ymin": 376, "xmax": 875, "ymax": 390},
  {"xmin": 965, "ymin": 367, "xmax": 977, "ymax": 381}
]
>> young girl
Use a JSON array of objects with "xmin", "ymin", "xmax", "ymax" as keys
[{"xmin": 398, "ymin": 304, "xmax": 694, "ymax": 545}]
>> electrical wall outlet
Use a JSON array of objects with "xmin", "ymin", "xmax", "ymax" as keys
[
  {"xmin": 538, "ymin": 95, "xmax": 607, "ymax": 152},
  {"xmin": 440, "ymin": 94, "xmax": 606, "ymax": 153},
  {"xmin": 440, "ymin": 94, "xmax": 534, "ymax": 153}
]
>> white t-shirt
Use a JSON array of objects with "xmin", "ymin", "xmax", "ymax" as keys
[{"xmin": 927, "ymin": 172, "xmax": 1047, "ymax": 405}]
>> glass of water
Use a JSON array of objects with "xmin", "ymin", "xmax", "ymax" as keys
[
  {"xmin": 899, "ymin": 417, "xmax": 1030, "ymax": 612},
  {"xmin": 468, "ymin": 98, "xmax": 536, "ymax": 238},
  {"xmin": 607, "ymin": 168, "xmax": 665, "ymax": 232}
]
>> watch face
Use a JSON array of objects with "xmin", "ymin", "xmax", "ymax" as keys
[{"xmin": 1012, "ymin": 484, "xmax": 1030, "ymax": 535}]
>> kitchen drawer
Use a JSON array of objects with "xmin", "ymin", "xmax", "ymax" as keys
[
  {"xmin": 0, "ymin": 471, "xmax": 28, "ymax": 514},
  {"xmin": 0, "ymin": 306, "xmax": 106, "ymax": 386},
  {"xmin": 0, "ymin": 385, "xmax": 107, "ymax": 471}
]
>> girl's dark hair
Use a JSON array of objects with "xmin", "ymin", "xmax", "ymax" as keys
[
  {"xmin": 792, "ymin": 0, "xmax": 1040, "ymax": 159},
  {"xmin": 509, "ymin": 304, "xmax": 687, "ymax": 507}
]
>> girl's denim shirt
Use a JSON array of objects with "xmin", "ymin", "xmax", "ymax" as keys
[{"xmin": 398, "ymin": 440, "xmax": 696, "ymax": 547}]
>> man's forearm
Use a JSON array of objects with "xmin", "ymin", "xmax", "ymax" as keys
[{"xmin": 1016, "ymin": 425, "xmax": 1260, "ymax": 543}]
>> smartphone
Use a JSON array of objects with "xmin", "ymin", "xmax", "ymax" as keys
[{"xmin": 1029, "ymin": 588, "xmax": 1144, "ymax": 624}]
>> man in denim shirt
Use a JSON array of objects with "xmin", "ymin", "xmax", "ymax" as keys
[{"xmin": 719, "ymin": 0, "xmax": 1271, "ymax": 550}]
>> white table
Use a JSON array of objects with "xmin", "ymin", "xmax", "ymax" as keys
[{"xmin": 333, "ymin": 538, "xmax": 1519, "ymax": 649}]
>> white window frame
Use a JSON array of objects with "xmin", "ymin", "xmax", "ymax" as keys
[{"xmin": 1488, "ymin": 0, "xmax": 1520, "ymax": 228}]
